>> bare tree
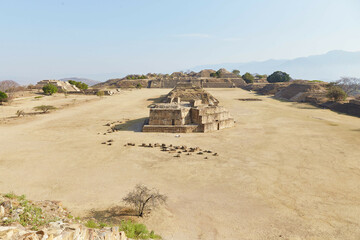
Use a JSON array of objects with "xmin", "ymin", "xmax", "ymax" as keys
[
  {"xmin": 334, "ymin": 77, "xmax": 360, "ymax": 96},
  {"xmin": 0, "ymin": 80, "xmax": 20, "ymax": 92},
  {"xmin": 123, "ymin": 184, "xmax": 167, "ymax": 217}
]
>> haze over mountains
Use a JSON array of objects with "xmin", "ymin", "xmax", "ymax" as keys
[
  {"xmin": 191, "ymin": 50, "xmax": 360, "ymax": 81},
  {"xmin": 2, "ymin": 50, "xmax": 360, "ymax": 85}
]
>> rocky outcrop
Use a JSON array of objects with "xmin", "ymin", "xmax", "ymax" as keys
[
  {"xmin": 0, "ymin": 194, "xmax": 128, "ymax": 240},
  {"xmin": 0, "ymin": 223, "xmax": 126, "ymax": 240}
]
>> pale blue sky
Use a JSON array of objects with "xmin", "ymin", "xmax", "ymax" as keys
[{"xmin": 1, "ymin": 0, "xmax": 360, "ymax": 83}]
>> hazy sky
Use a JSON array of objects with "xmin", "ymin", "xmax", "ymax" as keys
[{"xmin": 1, "ymin": 0, "xmax": 360, "ymax": 83}]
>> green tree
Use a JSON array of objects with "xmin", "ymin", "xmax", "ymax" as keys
[
  {"xmin": 242, "ymin": 72, "xmax": 255, "ymax": 83},
  {"xmin": 0, "ymin": 91, "xmax": 8, "ymax": 103},
  {"xmin": 267, "ymin": 71, "xmax": 291, "ymax": 83},
  {"xmin": 232, "ymin": 70, "xmax": 240, "ymax": 76},
  {"xmin": 136, "ymin": 83, "xmax": 142, "ymax": 89},
  {"xmin": 42, "ymin": 84, "xmax": 58, "ymax": 95},
  {"xmin": 326, "ymin": 86, "xmax": 347, "ymax": 102}
]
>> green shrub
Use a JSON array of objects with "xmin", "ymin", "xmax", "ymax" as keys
[
  {"xmin": 267, "ymin": 71, "xmax": 291, "ymax": 83},
  {"xmin": 0, "ymin": 91, "xmax": 8, "ymax": 102},
  {"xmin": 42, "ymin": 84, "xmax": 58, "ymax": 95},
  {"xmin": 85, "ymin": 219, "xmax": 98, "ymax": 228},
  {"xmin": 308, "ymin": 80, "xmax": 324, "ymax": 83},
  {"xmin": 33, "ymin": 105, "xmax": 57, "ymax": 113},
  {"xmin": 327, "ymin": 86, "xmax": 347, "ymax": 102},
  {"xmin": 4, "ymin": 192, "xmax": 17, "ymax": 199},
  {"xmin": 136, "ymin": 83, "xmax": 142, "ymax": 89},
  {"xmin": 242, "ymin": 72, "xmax": 255, "ymax": 83},
  {"xmin": 119, "ymin": 220, "xmax": 161, "ymax": 239},
  {"xmin": 96, "ymin": 90, "xmax": 104, "ymax": 97},
  {"xmin": 210, "ymin": 69, "xmax": 222, "ymax": 78},
  {"xmin": 255, "ymin": 74, "xmax": 267, "ymax": 79}
]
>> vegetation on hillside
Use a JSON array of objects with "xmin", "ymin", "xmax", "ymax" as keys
[
  {"xmin": 68, "ymin": 80, "xmax": 88, "ymax": 90},
  {"xmin": 126, "ymin": 75, "xmax": 147, "ymax": 80},
  {"xmin": 326, "ymin": 86, "xmax": 347, "ymax": 102},
  {"xmin": 210, "ymin": 69, "xmax": 221, "ymax": 78}
]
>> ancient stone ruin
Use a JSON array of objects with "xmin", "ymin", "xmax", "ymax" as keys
[
  {"xmin": 143, "ymin": 83, "xmax": 234, "ymax": 133},
  {"xmin": 36, "ymin": 80, "xmax": 81, "ymax": 92}
]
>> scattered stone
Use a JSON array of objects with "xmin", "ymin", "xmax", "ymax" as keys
[
  {"xmin": 1, "ymin": 201, "xmax": 12, "ymax": 210},
  {"xmin": 174, "ymin": 154, "xmax": 181, "ymax": 158},
  {"xmin": 0, "ymin": 206, "xmax": 4, "ymax": 217},
  {"xmin": 107, "ymin": 139, "xmax": 114, "ymax": 142},
  {"xmin": 101, "ymin": 142, "xmax": 106, "ymax": 144},
  {"xmin": 197, "ymin": 152, "xmax": 203, "ymax": 155},
  {"xmin": 204, "ymin": 157, "xmax": 208, "ymax": 159},
  {"xmin": 213, "ymin": 153, "xmax": 218, "ymax": 156}
]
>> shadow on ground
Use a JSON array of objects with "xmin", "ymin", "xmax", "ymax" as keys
[
  {"xmin": 112, "ymin": 117, "xmax": 148, "ymax": 132},
  {"xmin": 147, "ymin": 95, "xmax": 166, "ymax": 104},
  {"xmin": 146, "ymin": 95, "xmax": 167, "ymax": 108},
  {"xmin": 86, "ymin": 206, "xmax": 138, "ymax": 224}
]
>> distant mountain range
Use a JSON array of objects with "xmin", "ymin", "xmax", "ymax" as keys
[
  {"xmin": 191, "ymin": 50, "xmax": 360, "ymax": 81},
  {"xmin": 58, "ymin": 77, "xmax": 101, "ymax": 86}
]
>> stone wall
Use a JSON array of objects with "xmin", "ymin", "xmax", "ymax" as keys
[
  {"xmin": 148, "ymin": 107, "xmax": 192, "ymax": 126},
  {"xmin": 143, "ymin": 124, "xmax": 198, "ymax": 133}
]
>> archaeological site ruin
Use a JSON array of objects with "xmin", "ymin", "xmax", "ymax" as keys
[{"xmin": 143, "ymin": 83, "xmax": 234, "ymax": 133}]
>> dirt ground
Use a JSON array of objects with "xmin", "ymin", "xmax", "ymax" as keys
[{"xmin": 0, "ymin": 88, "xmax": 359, "ymax": 240}]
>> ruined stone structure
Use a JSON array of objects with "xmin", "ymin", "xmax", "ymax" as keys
[
  {"xmin": 143, "ymin": 84, "xmax": 234, "ymax": 133},
  {"xmin": 36, "ymin": 80, "xmax": 80, "ymax": 92},
  {"xmin": 94, "ymin": 68, "xmax": 246, "ymax": 89}
]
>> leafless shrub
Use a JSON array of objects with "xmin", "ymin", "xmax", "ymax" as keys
[
  {"xmin": 123, "ymin": 184, "xmax": 167, "ymax": 217},
  {"xmin": 16, "ymin": 110, "xmax": 25, "ymax": 117},
  {"xmin": 334, "ymin": 77, "xmax": 360, "ymax": 96},
  {"xmin": 0, "ymin": 80, "xmax": 20, "ymax": 92}
]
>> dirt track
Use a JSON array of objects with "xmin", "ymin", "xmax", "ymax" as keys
[{"xmin": 0, "ymin": 88, "xmax": 359, "ymax": 239}]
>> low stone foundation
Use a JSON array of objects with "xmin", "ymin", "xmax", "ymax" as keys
[{"xmin": 143, "ymin": 124, "xmax": 198, "ymax": 133}]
